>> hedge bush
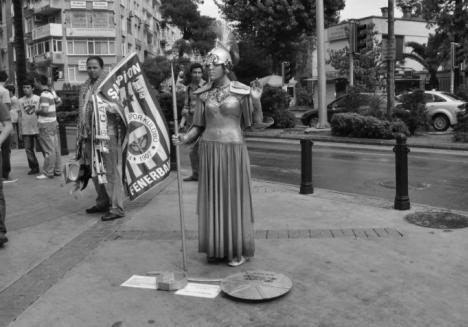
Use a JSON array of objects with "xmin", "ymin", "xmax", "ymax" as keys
[
  {"xmin": 331, "ymin": 113, "xmax": 409, "ymax": 139},
  {"xmin": 453, "ymin": 111, "xmax": 468, "ymax": 142},
  {"xmin": 394, "ymin": 89, "xmax": 429, "ymax": 135},
  {"xmin": 260, "ymin": 86, "xmax": 296, "ymax": 128}
]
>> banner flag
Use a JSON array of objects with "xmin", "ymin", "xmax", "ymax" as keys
[{"xmin": 98, "ymin": 53, "xmax": 171, "ymax": 200}]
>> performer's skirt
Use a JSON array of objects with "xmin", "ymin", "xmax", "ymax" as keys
[{"xmin": 197, "ymin": 140, "xmax": 255, "ymax": 260}]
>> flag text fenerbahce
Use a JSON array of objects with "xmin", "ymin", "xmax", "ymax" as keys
[{"xmin": 98, "ymin": 53, "xmax": 171, "ymax": 200}]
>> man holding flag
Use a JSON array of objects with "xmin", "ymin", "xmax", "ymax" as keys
[{"xmin": 77, "ymin": 56, "xmax": 126, "ymax": 221}]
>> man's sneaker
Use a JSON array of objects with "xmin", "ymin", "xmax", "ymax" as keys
[
  {"xmin": 0, "ymin": 233, "xmax": 8, "ymax": 247},
  {"xmin": 27, "ymin": 170, "xmax": 39, "ymax": 175},
  {"xmin": 2, "ymin": 178, "xmax": 18, "ymax": 184},
  {"xmin": 36, "ymin": 174, "xmax": 52, "ymax": 180}
]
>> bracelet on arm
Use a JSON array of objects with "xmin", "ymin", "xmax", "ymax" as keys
[{"xmin": 182, "ymin": 126, "xmax": 201, "ymax": 144}]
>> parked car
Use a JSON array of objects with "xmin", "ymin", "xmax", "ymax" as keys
[
  {"xmin": 301, "ymin": 93, "xmax": 397, "ymax": 126},
  {"xmin": 396, "ymin": 90, "xmax": 467, "ymax": 131}
]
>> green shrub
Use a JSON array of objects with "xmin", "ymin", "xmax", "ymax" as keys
[
  {"xmin": 260, "ymin": 86, "xmax": 295, "ymax": 128},
  {"xmin": 395, "ymin": 89, "xmax": 429, "ymax": 135},
  {"xmin": 295, "ymin": 84, "xmax": 314, "ymax": 107},
  {"xmin": 331, "ymin": 113, "xmax": 409, "ymax": 139},
  {"xmin": 344, "ymin": 86, "xmax": 366, "ymax": 112},
  {"xmin": 453, "ymin": 111, "xmax": 468, "ymax": 142}
]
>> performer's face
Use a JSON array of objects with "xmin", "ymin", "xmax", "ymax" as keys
[
  {"xmin": 207, "ymin": 63, "xmax": 225, "ymax": 81},
  {"xmin": 87, "ymin": 59, "xmax": 103, "ymax": 81},
  {"xmin": 191, "ymin": 68, "xmax": 203, "ymax": 84}
]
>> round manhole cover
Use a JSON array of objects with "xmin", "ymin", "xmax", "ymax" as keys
[
  {"xmin": 221, "ymin": 271, "xmax": 292, "ymax": 301},
  {"xmin": 379, "ymin": 180, "xmax": 430, "ymax": 190},
  {"xmin": 405, "ymin": 211, "xmax": 468, "ymax": 229}
]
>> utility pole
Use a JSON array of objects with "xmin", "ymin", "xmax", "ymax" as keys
[
  {"xmin": 316, "ymin": 0, "xmax": 329, "ymax": 128},
  {"xmin": 450, "ymin": 42, "xmax": 456, "ymax": 94},
  {"xmin": 348, "ymin": 21, "xmax": 355, "ymax": 87},
  {"xmin": 386, "ymin": 0, "xmax": 395, "ymax": 120}
]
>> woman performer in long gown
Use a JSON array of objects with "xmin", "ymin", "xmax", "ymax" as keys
[{"xmin": 173, "ymin": 46, "xmax": 270, "ymax": 266}]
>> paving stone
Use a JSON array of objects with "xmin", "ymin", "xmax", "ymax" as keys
[{"xmin": 288, "ymin": 229, "xmax": 311, "ymax": 239}]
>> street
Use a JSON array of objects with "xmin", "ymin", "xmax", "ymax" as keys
[{"xmin": 240, "ymin": 138, "xmax": 468, "ymax": 211}]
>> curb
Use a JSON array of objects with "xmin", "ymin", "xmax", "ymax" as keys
[{"xmin": 244, "ymin": 130, "xmax": 468, "ymax": 151}]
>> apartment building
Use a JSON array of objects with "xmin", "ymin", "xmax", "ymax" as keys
[{"xmin": 1, "ymin": 0, "xmax": 182, "ymax": 89}]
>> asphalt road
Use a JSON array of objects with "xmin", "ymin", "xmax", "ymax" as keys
[
  {"xmin": 180, "ymin": 138, "xmax": 468, "ymax": 212},
  {"xmin": 238, "ymin": 138, "xmax": 468, "ymax": 211}
]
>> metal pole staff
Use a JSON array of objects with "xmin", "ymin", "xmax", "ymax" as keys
[{"xmin": 171, "ymin": 63, "xmax": 188, "ymax": 272}]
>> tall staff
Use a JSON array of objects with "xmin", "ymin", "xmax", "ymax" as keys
[{"xmin": 171, "ymin": 63, "xmax": 188, "ymax": 272}]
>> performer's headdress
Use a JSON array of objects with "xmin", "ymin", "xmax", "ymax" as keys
[{"xmin": 204, "ymin": 30, "xmax": 239, "ymax": 73}]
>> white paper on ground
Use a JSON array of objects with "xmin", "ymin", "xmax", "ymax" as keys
[
  {"xmin": 175, "ymin": 283, "xmax": 221, "ymax": 298},
  {"xmin": 121, "ymin": 275, "xmax": 157, "ymax": 290}
]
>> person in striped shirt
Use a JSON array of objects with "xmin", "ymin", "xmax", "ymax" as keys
[{"xmin": 33, "ymin": 74, "xmax": 62, "ymax": 180}]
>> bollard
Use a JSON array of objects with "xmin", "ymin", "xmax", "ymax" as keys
[
  {"xmin": 58, "ymin": 123, "xmax": 69, "ymax": 156},
  {"xmin": 393, "ymin": 133, "xmax": 410, "ymax": 210},
  {"xmin": 300, "ymin": 139, "xmax": 314, "ymax": 194},
  {"xmin": 169, "ymin": 122, "xmax": 177, "ymax": 171}
]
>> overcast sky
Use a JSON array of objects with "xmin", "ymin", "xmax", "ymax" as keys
[{"xmin": 198, "ymin": 0, "xmax": 402, "ymax": 20}]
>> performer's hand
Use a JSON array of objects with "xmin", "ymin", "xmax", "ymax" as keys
[
  {"xmin": 179, "ymin": 121, "xmax": 185, "ymax": 130},
  {"xmin": 172, "ymin": 134, "xmax": 185, "ymax": 146},
  {"xmin": 250, "ymin": 78, "xmax": 263, "ymax": 100}
]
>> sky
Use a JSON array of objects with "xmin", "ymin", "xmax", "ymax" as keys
[{"xmin": 198, "ymin": 0, "xmax": 403, "ymax": 20}]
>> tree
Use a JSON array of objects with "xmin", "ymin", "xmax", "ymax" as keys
[
  {"xmin": 233, "ymin": 40, "xmax": 271, "ymax": 84},
  {"xmin": 13, "ymin": 0, "xmax": 26, "ymax": 97},
  {"xmin": 396, "ymin": 0, "xmax": 423, "ymax": 17},
  {"xmin": 420, "ymin": 0, "xmax": 468, "ymax": 88},
  {"xmin": 161, "ymin": 0, "xmax": 217, "ymax": 56},
  {"xmin": 216, "ymin": 0, "xmax": 345, "ymax": 71},
  {"xmin": 401, "ymin": 34, "xmax": 446, "ymax": 90},
  {"xmin": 327, "ymin": 27, "xmax": 382, "ymax": 92}
]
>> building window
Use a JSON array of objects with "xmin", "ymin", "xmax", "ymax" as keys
[
  {"xmin": 53, "ymin": 39, "xmax": 62, "ymax": 52},
  {"xmin": 70, "ymin": 11, "xmax": 113, "ymax": 28},
  {"xmin": 67, "ymin": 39, "xmax": 116, "ymax": 55},
  {"xmin": 68, "ymin": 66, "xmax": 77, "ymax": 82}
]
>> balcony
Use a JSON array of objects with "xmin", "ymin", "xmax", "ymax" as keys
[
  {"xmin": 33, "ymin": 51, "xmax": 65, "ymax": 65},
  {"xmin": 33, "ymin": 0, "xmax": 62, "ymax": 15},
  {"xmin": 66, "ymin": 27, "xmax": 116, "ymax": 38},
  {"xmin": 32, "ymin": 23, "xmax": 63, "ymax": 40}
]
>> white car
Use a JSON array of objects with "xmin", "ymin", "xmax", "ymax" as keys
[{"xmin": 422, "ymin": 91, "xmax": 467, "ymax": 131}]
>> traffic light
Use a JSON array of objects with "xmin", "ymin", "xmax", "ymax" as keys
[
  {"xmin": 455, "ymin": 44, "xmax": 465, "ymax": 68},
  {"xmin": 52, "ymin": 67, "xmax": 60, "ymax": 81},
  {"xmin": 282, "ymin": 61, "xmax": 294, "ymax": 84},
  {"xmin": 355, "ymin": 23, "xmax": 372, "ymax": 52}
]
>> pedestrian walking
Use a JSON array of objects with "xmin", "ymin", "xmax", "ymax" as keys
[
  {"xmin": 0, "ymin": 71, "xmax": 15, "ymax": 183},
  {"xmin": 18, "ymin": 79, "xmax": 40, "ymax": 175},
  {"xmin": 5, "ymin": 84, "xmax": 21, "ymax": 149},
  {"xmin": 77, "ymin": 56, "xmax": 125, "ymax": 221},
  {"xmin": 179, "ymin": 63, "xmax": 206, "ymax": 181},
  {"xmin": 173, "ymin": 46, "xmax": 271, "ymax": 266},
  {"xmin": 0, "ymin": 100, "xmax": 13, "ymax": 247},
  {"xmin": 34, "ymin": 74, "xmax": 62, "ymax": 180}
]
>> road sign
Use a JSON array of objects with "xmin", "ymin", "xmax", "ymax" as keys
[{"xmin": 382, "ymin": 39, "xmax": 396, "ymax": 60}]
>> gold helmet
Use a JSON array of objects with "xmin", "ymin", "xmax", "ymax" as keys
[{"xmin": 204, "ymin": 46, "xmax": 233, "ymax": 71}]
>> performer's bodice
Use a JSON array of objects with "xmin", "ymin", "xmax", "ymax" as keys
[{"xmin": 201, "ymin": 89, "xmax": 244, "ymax": 143}]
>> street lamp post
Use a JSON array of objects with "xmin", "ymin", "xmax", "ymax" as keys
[
  {"xmin": 386, "ymin": 0, "xmax": 396, "ymax": 120},
  {"xmin": 316, "ymin": 0, "xmax": 329, "ymax": 128}
]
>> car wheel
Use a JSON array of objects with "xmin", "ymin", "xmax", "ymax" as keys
[{"xmin": 432, "ymin": 114, "xmax": 450, "ymax": 131}]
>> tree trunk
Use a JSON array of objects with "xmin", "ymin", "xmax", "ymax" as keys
[{"xmin": 13, "ymin": 0, "xmax": 27, "ymax": 97}]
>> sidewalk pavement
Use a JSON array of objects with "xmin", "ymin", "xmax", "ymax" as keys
[{"xmin": 1, "ymin": 150, "xmax": 468, "ymax": 327}]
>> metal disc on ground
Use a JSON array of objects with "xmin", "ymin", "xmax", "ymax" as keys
[
  {"xmin": 405, "ymin": 211, "xmax": 468, "ymax": 229},
  {"xmin": 221, "ymin": 271, "xmax": 292, "ymax": 301}
]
